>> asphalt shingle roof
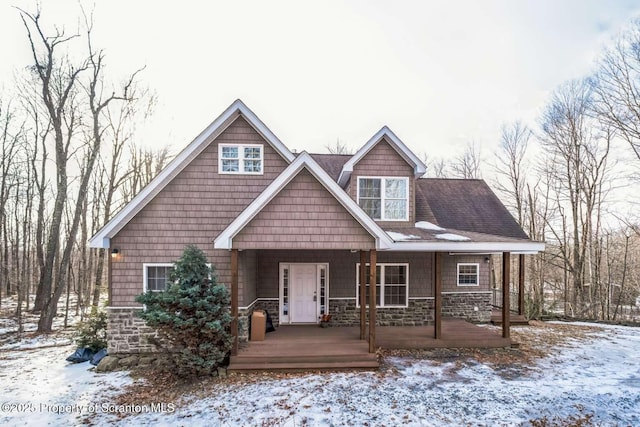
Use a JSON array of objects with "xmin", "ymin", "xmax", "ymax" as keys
[{"xmin": 309, "ymin": 154, "xmax": 530, "ymax": 241}]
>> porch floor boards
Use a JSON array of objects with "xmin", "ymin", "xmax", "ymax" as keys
[
  {"xmin": 490, "ymin": 310, "xmax": 530, "ymax": 326},
  {"xmin": 228, "ymin": 319, "xmax": 511, "ymax": 372}
]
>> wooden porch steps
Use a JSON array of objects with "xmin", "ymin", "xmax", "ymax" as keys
[
  {"xmin": 228, "ymin": 357, "xmax": 379, "ymax": 372},
  {"xmin": 491, "ymin": 310, "xmax": 530, "ymax": 326},
  {"xmin": 228, "ymin": 326, "xmax": 379, "ymax": 372}
]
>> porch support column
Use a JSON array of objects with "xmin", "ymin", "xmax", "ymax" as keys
[
  {"xmin": 368, "ymin": 249, "xmax": 377, "ymax": 353},
  {"xmin": 502, "ymin": 252, "xmax": 511, "ymax": 339},
  {"xmin": 359, "ymin": 250, "xmax": 367, "ymax": 340},
  {"xmin": 434, "ymin": 252, "xmax": 442, "ymax": 339},
  {"xmin": 231, "ymin": 248, "xmax": 239, "ymax": 356},
  {"xmin": 518, "ymin": 254, "xmax": 525, "ymax": 316}
]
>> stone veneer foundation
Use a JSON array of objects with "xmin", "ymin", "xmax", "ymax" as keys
[
  {"xmin": 329, "ymin": 299, "xmax": 436, "ymax": 326},
  {"xmin": 441, "ymin": 292, "xmax": 492, "ymax": 322},
  {"xmin": 106, "ymin": 293, "xmax": 492, "ymax": 356},
  {"xmin": 107, "ymin": 307, "xmax": 159, "ymax": 355}
]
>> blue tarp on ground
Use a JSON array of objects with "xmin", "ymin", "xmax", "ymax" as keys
[{"xmin": 65, "ymin": 348, "xmax": 96, "ymax": 363}]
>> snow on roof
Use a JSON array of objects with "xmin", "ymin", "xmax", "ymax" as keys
[
  {"xmin": 415, "ymin": 221, "xmax": 445, "ymax": 231},
  {"xmin": 435, "ymin": 233, "xmax": 471, "ymax": 241},
  {"xmin": 386, "ymin": 231, "xmax": 422, "ymax": 241}
]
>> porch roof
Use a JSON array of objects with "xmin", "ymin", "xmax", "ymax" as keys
[
  {"xmin": 215, "ymin": 152, "xmax": 544, "ymax": 253},
  {"xmin": 383, "ymin": 223, "xmax": 545, "ymax": 253}
]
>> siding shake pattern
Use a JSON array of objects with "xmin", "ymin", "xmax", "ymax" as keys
[
  {"xmin": 110, "ymin": 117, "xmax": 289, "ymax": 307},
  {"xmin": 234, "ymin": 169, "xmax": 375, "ymax": 250},
  {"xmin": 349, "ymin": 138, "xmax": 416, "ymax": 225}
]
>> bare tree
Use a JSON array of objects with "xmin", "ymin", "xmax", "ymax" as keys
[
  {"xmin": 451, "ymin": 141, "xmax": 482, "ymax": 179},
  {"xmin": 19, "ymin": 6, "xmax": 139, "ymax": 332},
  {"xmin": 19, "ymin": 8, "xmax": 88, "ymax": 321},
  {"xmin": 121, "ymin": 145, "xmax": 172, "ymax": 203},
  {"xmin": 539, "ymin": 79, "xmax": 612, "ymax": 316},
  {"xmin": 0, "ymin": 99, "xmax": 25, "ymax": 306},
  {"xmin": 89, "ymin": 79, "xmax": 154, "ymax": 310},
  {"xmin": 592, "ymin": 19, "xmax": 640, "ymax": 163},
  {"xmin": 494, "ymin": 121, "xmax": 531, "ymax": 225},
  {"xmin": 420, "ymin": 152, "xmax": 449, "ymax": 178},
  {"xmin": 325, "ymin": 138, "xmax": 352, "ymax": 155}
]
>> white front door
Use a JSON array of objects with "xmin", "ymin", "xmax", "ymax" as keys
[{"xmin": 290, "ymin": 264, "xmax": 318, "ymax": 323}]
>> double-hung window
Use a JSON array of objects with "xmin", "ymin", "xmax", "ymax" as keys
[
  {"xmin": 356, "ymin": 263, "xmax": 409, "ymax": 307},
  {"xmin": 143, "ymin": 263, "xmax": 174, "ymax": 292},
  {"xmin": 219, "ymin": 144, "xmax": 263, "ymax": 174},
  {"xmin": 143, "ymin": 263, "xmax": 213, "ymax": 293},
  {"xmin": 457, "ymin": 263, "xmax": 479, "ymax": 286},
  {"xmin": 357, "ymin": 177, "xmax": 408, "ymax": 221}
]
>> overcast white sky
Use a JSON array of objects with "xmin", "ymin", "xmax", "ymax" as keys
[{"xmin": 2, "ymin": 0, "xmax": 640, "ymax": 160}]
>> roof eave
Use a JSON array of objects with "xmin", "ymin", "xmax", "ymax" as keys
[{"xmin": 383, "ymin": 241, "xmax": 545, "ymax": 253}]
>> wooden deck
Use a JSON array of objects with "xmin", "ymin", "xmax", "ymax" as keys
[{"xmin": 228, "ymin": 319, "xmax": 511, "ymax": 372}]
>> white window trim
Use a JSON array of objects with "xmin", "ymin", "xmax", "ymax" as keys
[
  {"xmin": 356, "ymin": 176, "xmax": 409, "ymax": 221},
  {"xmin": 143, "ymin": 263, "xmax": 174, "ymax": 293},
  {"xmin": 218, "ymin": 143, "xmax": 264, "ymax": 175},
  {"xmin": 457, "ymin": 263, "xmax": 480, "ymax": 287},
  {"xmin": 143, "ymin": 262, "xmax": 212, "ymax": 293},
  {"xmin": 355, "ymin": 263, "xmax": 409, "ymax": 308}
]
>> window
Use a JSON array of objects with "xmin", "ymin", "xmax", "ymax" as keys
[
  {"xmin": 219, "ymin": 144, "xmax": 263, "ymax": 174},
  {"xmin": 319, "ymin": 266, "xmax": 327, "ymax": 315},
  {"xmin": 282, "ymin": 266, "xmax": 289, "ymax": 316},
  {"xmin": 457, "ymin": 263, "xmax": 479, "ymax": 286},
  {"xmin": 143, "ymin": 264, "xmax": 174, "ymax": 292},
  {"xmin": 356, "ymin": 263, "xmax": 408, "ymax": 307},
  {"xmin": 357, "ymin": 177, "xmax": 408, "ymax": 221}
]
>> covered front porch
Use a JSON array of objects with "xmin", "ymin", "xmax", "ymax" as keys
[
  {"xmin": 228, "ymin": 319, "xmax": 512, "ymax": 372},
  {"xmin": 228, "ymin": 250, "xmax": 519, "ymax": 370}
]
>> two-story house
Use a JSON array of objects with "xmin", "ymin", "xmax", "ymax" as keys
[{"xmin": 90, "ymin": 99, "xmax": 544, "ymax": 361}]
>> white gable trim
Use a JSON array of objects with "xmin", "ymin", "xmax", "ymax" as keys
[
  {"xmin": 337, "ymin": 126, "xmax": 427, "ymax": 187},
  {"xmin": 89, "ymin": 99, "xmax": 295, "ymax": 248},
  {"xmin": 214, "ymin": 152, "xmax": 393, "ymax": 250}
]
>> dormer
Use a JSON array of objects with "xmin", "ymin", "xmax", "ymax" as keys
[{"xmin": 339, "ymin": 127, "xmax": 427, "ymax": 225}]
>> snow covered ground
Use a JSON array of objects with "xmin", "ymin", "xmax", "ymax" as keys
[{"xmin": 0, "ymin": 322, "xmax": 638, "ymax": 426}]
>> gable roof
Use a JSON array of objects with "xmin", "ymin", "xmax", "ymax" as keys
[
  {"xmin": 214, "ymin": 152, "xmax": 394, "ymax": 250},
  {"xmin": 89, "ymin": 99, "xmax": 295, "ymax": 248},
  {"xmin": 337, "ymin": 126, "xmax": 427, "ymax": 187}
]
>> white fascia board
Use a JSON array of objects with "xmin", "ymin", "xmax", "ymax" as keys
[
  {"xmin": 214, "ymin": 152, "xmax": 393, "ymax": 250},
  {"xmin": 338, "ymin": 126, "xmax": 427, "ymax": 186},
  {"xmin": 88, "ymin": 99, "xmax": 294, "ymax": 248},
  {"xmin": 237, "ymin": 100, "xmax": 295, "ymax": 163},
  {"xmin": 386, "ymin": 241, "xmax": 546, "ymax": 253},
  {"xmin": 302, "ymin": 154, "xmax": 393, "ymax": 250}
]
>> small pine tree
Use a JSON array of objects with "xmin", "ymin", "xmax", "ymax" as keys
[
  {"xmin": 136, "ymin": 245, "xmax": 233, "ymax": 377},
  {"xmin": 74, "ymin": 310, "xmax": 107, "ymax": 351}
]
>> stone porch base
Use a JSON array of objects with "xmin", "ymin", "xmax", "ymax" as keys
[{"xmin": 107, "ymin": 293, "xmax": 491, "ymax": 355}]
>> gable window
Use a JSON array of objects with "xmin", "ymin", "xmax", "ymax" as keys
[
  {"xmin": 457, "ymin": 263, "xmax": 479, "ymax": 286},
  {"xmin": 357, "ymin": 177, "xmax": 408, "ymax": 221},
  {"xmin": 356, "ymin": 263, "xmax": 408, "ymax": 307},
  {"xmin": 143, "ymin": 263, "xmax": 174, "ymax": 292},
  {"xmin": 219, "ymin": 144, "xmax": 263, "ymax": 174}
]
